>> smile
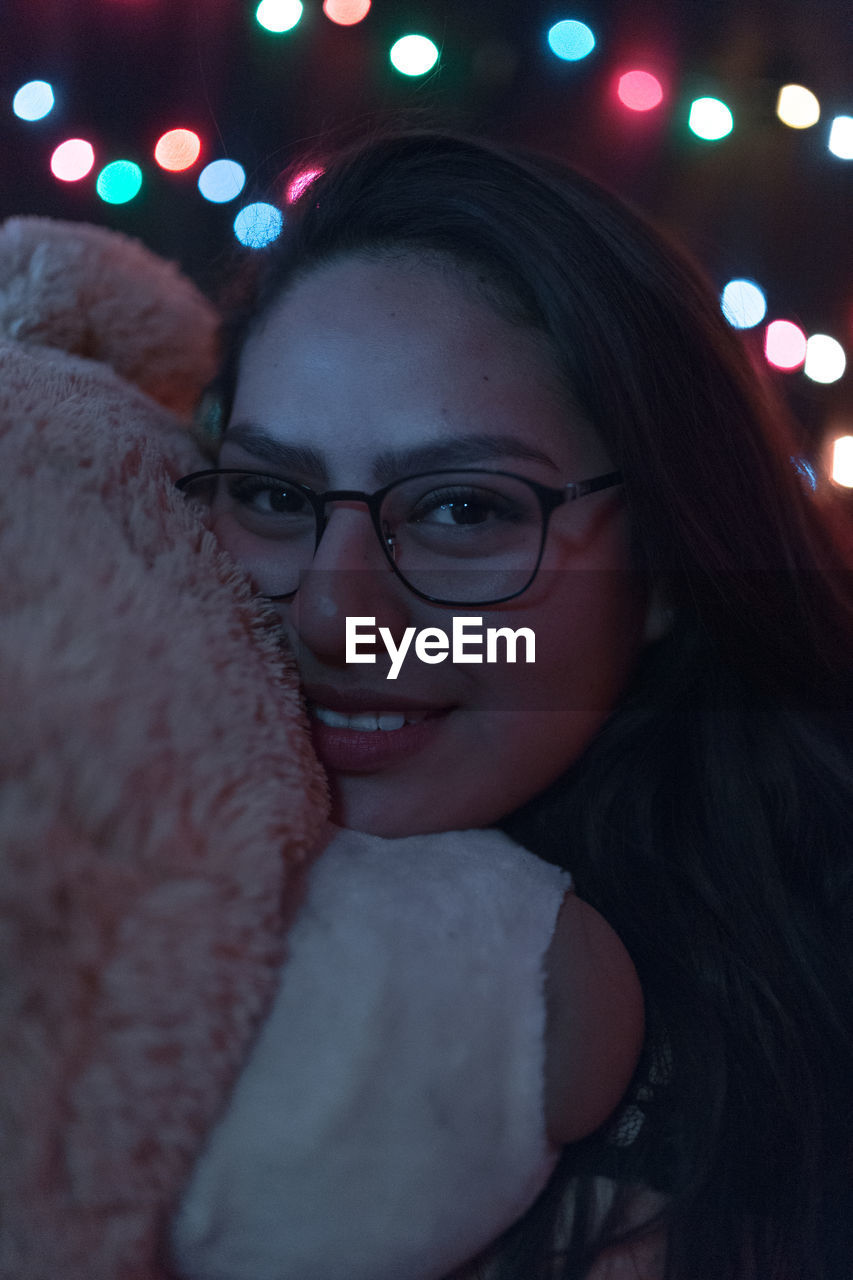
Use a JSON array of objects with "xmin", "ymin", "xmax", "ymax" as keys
[
  {"xmin": 306, "ymin": 699, "xmax": 453, "ymax": 773},
  {"xmin": 310, "ymin": 705, "xmax": 430, "ymax": 731}
]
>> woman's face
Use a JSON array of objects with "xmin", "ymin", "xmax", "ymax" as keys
[{"xmin": 224, "ymin": 254, "xmax": 655, "ymax": 836}]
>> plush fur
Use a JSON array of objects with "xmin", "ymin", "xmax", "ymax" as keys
[{"xmin": 0, "ymin": 219, "xmax": 328, "ymax": 1279}]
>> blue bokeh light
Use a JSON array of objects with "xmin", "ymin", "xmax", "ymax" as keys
[
  {"xmin": 234, "ymin": 201, "xmax": 284, "ymax": 248},
  {"xmin": 721, "ymin": 279, "xmax": 766, "ymax": 329},
  {"xmin": 547, "ymin": 20, "xmax": 595, "ymax": 62},
  {"xmin": 13, "ymin": 80, "xmax": 55, "ymax": 121},
  {"xmin": 199, "ymin": 159, "xmax": 246, "ymax": 203}
]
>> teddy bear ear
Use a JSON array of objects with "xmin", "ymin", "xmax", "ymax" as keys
[{"xmin": 0, "ymin": 216, "xmax": 220, "ymax": 418}]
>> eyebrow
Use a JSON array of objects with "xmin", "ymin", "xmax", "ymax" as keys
[
  {"xmin": 221, "ymin": 425, "xmax": 330, "ymax": 482},
  {"xmin": 222, "ymin": 423, "xmax": 560, "ymax": 485}
]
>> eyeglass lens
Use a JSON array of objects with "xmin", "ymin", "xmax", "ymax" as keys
[{"xmin": 179, "ymin": 470, "xmax": 545, "ymax": 603}]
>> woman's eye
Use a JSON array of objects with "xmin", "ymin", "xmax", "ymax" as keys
[
  {"xmin": 228, "ymin": 476, "xmax": 308, "ymax": 516},
  {"xmin": 410, "ymin": 488, "xmax": 517, "ymax": 526}
]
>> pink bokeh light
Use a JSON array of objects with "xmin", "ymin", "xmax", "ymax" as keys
[{"xmin": 617, "ymin": 70, "xmax": 664, "ymax": 112}]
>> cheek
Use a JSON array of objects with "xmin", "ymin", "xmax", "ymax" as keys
[
  {"xmin": 481, "ymin": 566, "xmax": 647, "ymax": 710},
  {"xmin": 462, "ymin": 568, "xmax": 648, "ymax": 795}
]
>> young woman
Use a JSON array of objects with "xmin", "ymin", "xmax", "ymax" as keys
[{"xmin": 175, "ymin": 131, "xmax": 853, "ymax": 1279}]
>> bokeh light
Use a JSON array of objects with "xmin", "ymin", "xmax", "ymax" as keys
[
  {"xmin": 721, "ymin": 279, "xmax": 766, "ymax": 329},
  {"xmin": 776, "ymin": 84, "xmax": 820, "ymax": 129},
  {"xmin": 791, "ymin": 457, "xmax": 818, "ymax": 491},
  {"xmin": 764, "ymin": 320, "xmax": 807, "ymax": 371},
  {"xmin": 828, "ymin": 116, "xmax": 853, "ymax": 160},
  {"xmin": 547, "ymin": 20, "xmax": 595, "ymax": 62},
  {"xmin": 286, "ymin": 166, "xmax": 324, "ymax": 202},
  {"xmin": 256, "ymin": 0, "xmax": 303, "ymax": 33},
  {"xmin": 688, "ymin": 97, "xmax": 734, "ymax": 140},
  {"xmin": 617, "ymin": 71, "xmax": 664, "ymax": 112},
  {"xmin": 50, "ymin": 139, "xmax": 95, "ymax": 182},
  {"xmin": 323, "ymin": 0, "xmax": 371, "ymax": 24},
  {"xmin": 831, "ymin": 436, "xmax": 853, "ymax": 488},
  {"xmin": 804, "ymin": 334, "xmax": 846, "ymax": 384},
  {"xmin": 13, "ymin": 80, "xmax": 55, "ymax": 121},
  {"xmin": 234, "ymin": 201, "xmax": 284, "ymax": 248},
  {"xmin": 198, "ymin": 159, "xmax": 246, "ymax": 203},
  {"xmin": 389, "ymin": 34, "xmax": 439, "ymax": 76},
  {"xmin": 96, "ymin": 160, "xmax": 143, "ymax": 204},
  {"xmin": 154, "ymin": 128, "xmax": 201, "ymax": 172}
]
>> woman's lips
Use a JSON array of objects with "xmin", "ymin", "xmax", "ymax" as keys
[{"xmin": 307, "ymin": 702, "xmax": 452, "ymax": 773}]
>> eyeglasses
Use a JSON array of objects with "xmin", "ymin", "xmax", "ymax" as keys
[{"xmin": 175, "ymin": 466, "xmax": 624, "ymax": 606}]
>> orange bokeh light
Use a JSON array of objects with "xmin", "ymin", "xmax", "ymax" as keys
[
  {"xmin": 154, "ymin": 129, "xmax": 201, "ymax": 173},
  {"xmin": 322, "ymin": 0, "xmax": 371, "ymax": 24}
]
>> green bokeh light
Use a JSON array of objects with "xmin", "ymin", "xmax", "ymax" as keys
[{"xmin": 96, "ymin": 160, "xmax": 143, "ymax": 204}]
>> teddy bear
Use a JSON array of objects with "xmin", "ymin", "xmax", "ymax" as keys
[
  {"xmin": 0, "ymin": 216, "xmax": 330, "ymax": 1279},
  {"xmin": 0, "ymin": 216, "xmax": 636, "ymax": 1280}
]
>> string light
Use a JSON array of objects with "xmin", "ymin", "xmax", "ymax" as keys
[
  {"xmin": 688, "ymin": 97, "xmax": 733, "ymax": 140},
  {"xmin": 764, "ymin": 320, "xmax": 807, "ymax": 371},
  {"xmin": 256, "ymin": 0, "xmax": 303, "ymax": 34},
  {"xmin": 831, "ymin": 436, "xmax": 853, "ymax": 488},
  {"xmin": 828, "ymin": 116, "xmax": 853, "ymax": 160},
  {"xmin": 198, "ymin": 159, "xmax": 246, "ymax": 203},
  {"xmin": 547, "ymin": 20, "xmax": 595, "ymax": 62},
  {"xmin": 12, "ymin": 20, "xmax": 848, "ymax": 366},
  {"xmin": 13, "ymin": 79, "xmax": 55, "ymax": 121},
  {"xmin": 50, "ymin": 139, "xmax": 95, "ymax": 181},
  {"xmin": 234, "ymin": 201, "xmax": 283, "ymax": 247},
  {"xmin": 776, "ymin": 84, "xmax": 820, "ymax": 129},
  {"xmin": 617, "ymin": 70, "xmax": 663, "ymax": 112},
  {"xmin": 323, "ymin": 0, "xmax": 371, "ymax": 24},
  {"xmin": 96, "ymin": 160, "xmax": 143, "ymax": 204},
  {"xmin": 389, "ymin": 34, "xmax": 439, "ymax": 76},
  {"xmin": 154, "ymin": 129, "xmax": 201, "ymax": 172},
  {"xmin": 721, "ymin": 279, "xmax": 766, "ymax": 329},
  {"xmin": 804, "ymin": 335, "xmax": 846, "ymax": 384}
]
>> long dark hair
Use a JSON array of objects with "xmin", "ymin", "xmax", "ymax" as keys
[{"xmin": 215, "ymin": 131, "xmax": 853, "ymax": 1279}]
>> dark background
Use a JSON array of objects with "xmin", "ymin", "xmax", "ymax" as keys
[{"xmin": 2, "ymin": 0, "xmax": 851, "ymax": 458}]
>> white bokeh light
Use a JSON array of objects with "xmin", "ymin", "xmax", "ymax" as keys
[
  {"xmin": 256, "ymin": 0, "xmax": 303, "ymax": 33},
  {"xmin": 390, "ymin": 34, "xmax": 439, "ymax": 76},
  {"xmin": 804, "ymin": 335, "xmax": 846, "ymax": 385},
  {"xmin": 828, "ymin": 116, "xmax": 853, "ymax": 160}
]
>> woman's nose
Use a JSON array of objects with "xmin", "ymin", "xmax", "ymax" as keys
[{"xmin": 284, "ymin": 506, "xmax": 412, "ymax": 667}]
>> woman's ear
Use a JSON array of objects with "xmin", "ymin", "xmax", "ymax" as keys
[{"xmin": 642, "ymin": 582, "xmax": 675, "ymax": 644}]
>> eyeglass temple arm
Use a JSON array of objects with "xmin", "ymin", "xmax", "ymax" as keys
[{"xmin": 567, "ymin": 470, "xmax": 623, "ymax": 500}]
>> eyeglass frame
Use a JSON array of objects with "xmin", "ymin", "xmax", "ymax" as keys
[{"xmin": 175, "ymin": 466, "xmax": 625, "ymax": 606}]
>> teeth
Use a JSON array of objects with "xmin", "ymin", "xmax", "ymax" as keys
[{"xmin": 311, "ymin": 705, "xmax": 426, "ymax": 731}]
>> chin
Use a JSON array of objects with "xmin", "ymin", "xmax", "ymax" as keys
[{"xmin": 328, "ymin": 776, "xmax": 512, "ymax": 838}]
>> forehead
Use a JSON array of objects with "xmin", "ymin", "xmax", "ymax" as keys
[{"xmin": 228, "ymin": 254, "xmax": 607, "ymax": 480}]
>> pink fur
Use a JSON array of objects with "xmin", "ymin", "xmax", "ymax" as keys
[
  {"xmin": 0, "ymin": 218, "xmax": 219, "ymax": 418},
  {"xmin": 0, "ymin": 222, "xmax": 328, "ymax": 1279}
]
